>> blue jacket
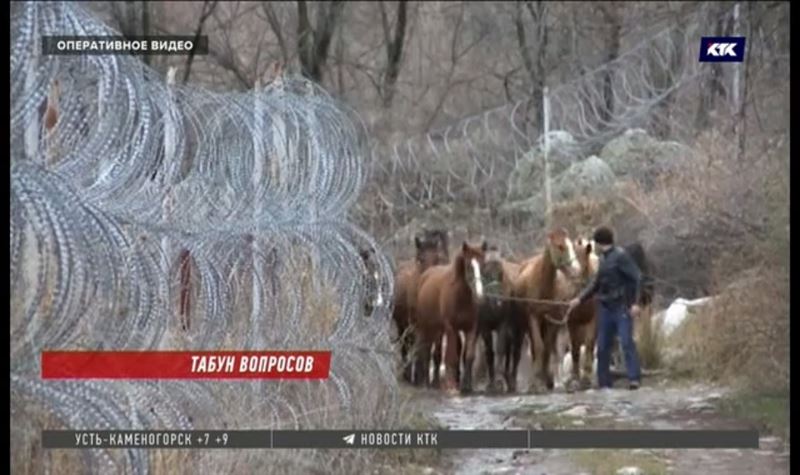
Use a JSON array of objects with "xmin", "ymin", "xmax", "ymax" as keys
[{"xmin": 577, "ymin": 245, "xmax": 642, "ymax": 309}]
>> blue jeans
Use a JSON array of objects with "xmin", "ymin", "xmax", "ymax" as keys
[{"xmin": 596, "ymin": 302, "xmax": 641, "ymax": 388}]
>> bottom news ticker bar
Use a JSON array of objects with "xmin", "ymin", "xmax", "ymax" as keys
[{"xmin": 41, "ymin": 430, "xmax": 760, "ymax": 450}]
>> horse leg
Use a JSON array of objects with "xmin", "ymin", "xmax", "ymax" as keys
[
  {"xmin": 510, "ymin": 329, "xmax": 523, "ymax": 393},
  {"xmin": 412, "ymin": 336, "xmax": 429, "ymax": 387},
  {"xmin": 526, "ymin": 312, "xmax": 547, "ymax": 394},
  {"xmin": 581, "ymin": 318, "xmax": 597, "ymax": 389},
  {"xmin": 542, "ymin": 321, "xmax": 558, "ymax": 391},
  {"xmin": 431, "ymin": 335, "xmax": 443, "ymax": 389},
  {"xmin": 481, "ymin": 328, "xmax": 497, "ymax": 392},
  {"xmin": 567, "ymin": 324, "xmax": 582, "ymax": 392},
  {"xmin": 461, "ymin": 323, "xmax": 480, "ymax": 395},
  {"xmin": 443, "ymin": 325, "xmax": 459, "ymax": 393},
  {"xmin": 454, "ymin": 331, "xmax": 463, "ymax": 385},
  {"xmin": 402, "ymin": 329, "xmax": 416, "ymax": 383}
]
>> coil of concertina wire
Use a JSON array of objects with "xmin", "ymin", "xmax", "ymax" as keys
[{"xmin": 11, "ymin": 2, "xmax": 397, "ymax": 473}]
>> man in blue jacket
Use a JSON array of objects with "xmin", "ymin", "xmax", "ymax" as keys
[{"xmin": 566, "ymin": 226, "xmax": 643, "ymax": 390}]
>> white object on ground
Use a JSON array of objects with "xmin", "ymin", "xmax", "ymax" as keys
[{"xmin": 657, "ymin": 296, "xmax": 716, "ymax": 337}]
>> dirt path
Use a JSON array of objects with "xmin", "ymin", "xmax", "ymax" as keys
[{"xmin": 413, "ymin": 375, "xmax": 789, "ymax": 475}]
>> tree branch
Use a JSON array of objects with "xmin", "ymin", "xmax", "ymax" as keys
[
  {"xmin": 182, "ymin": 0, "xmax": 218, "ymax": 84},
  {"xmin": 262, "ymin": 2, "xmax": 289, "ymax": 67}
]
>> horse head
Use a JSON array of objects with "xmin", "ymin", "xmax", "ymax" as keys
[
  {"xmin": 460, "ymin": 240, "xmax": 489, "ymax": 303},
  {"xmin": 546, "ymin": 227, "xmax": 581, "ymax": 278},
  {"xmin": 574, "ymin": 237, "xmax": 599, "ymax": 284},
  {"xmin": 480, "ymin": 244, "xmax": 507, "ymax": 311},
  {"xmin": 414, "ymin": 228, "xmax": 450, "ymax": 269}
]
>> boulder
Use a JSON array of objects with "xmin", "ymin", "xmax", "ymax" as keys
[
  {"xmin": 600, "ymin": 129, "xmax": 693, "ymax": 186},
  {"xmin": 508, "ymin": 130, "xmax": 582, "ymax": 200},
  {"xmin": 502, "ymin": 155, "xmax": 616, "ymax": 216}
]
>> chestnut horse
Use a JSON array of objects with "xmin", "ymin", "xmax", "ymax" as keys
[
  {"xmin": 414, "ymin": 241, "xmax": 488, "ymax": 394},
  {"xmin": 392, "ymin": 230, "xmax": 449, "ymax": 382},
  {"xmin": 553, "ymin": 237, "xmax": 600, "ymax": 391},
  {"xmin": 476, "ymin": 246, "xmax": 525, "ymax": 392},
  {"xmin": 510, "ymin": 228, "xmax": 582, "ymax": 393}
]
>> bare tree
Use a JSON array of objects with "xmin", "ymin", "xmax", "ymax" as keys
[
  {"xmin": 297, "ymin": 0, "xmax": 346, "ymax": 84},
  {"xmin": 515, "ymin": 0, "xmax": 548, "ymax": 136},
  {"xmin": 695, "ymin": 2, "xmax": 730, "ymax": 131},
  {"xmin": 379, "ymin": 1, "xmax": 409, "ymax": 108},
  {"xmin": 109, "ymin": 2, "xmax": 151, "ymax": 65},
  {"xmin": 650, "ymin": 4, "xmax": 691, "ymax": 139},
  {"xmin": 597, "ymin": 1, "xmax": 621, "ymax": 128},
  {"xmin": 182, "ymin": 1, "xmax": 219, "ymax": 84},
  {"xmin": 261, "ymin": 2, "xmax": 290, "ymax": 67}
]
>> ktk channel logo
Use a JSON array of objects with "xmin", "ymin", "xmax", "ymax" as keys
[{"xmin": 699, "ymin": 37, "xmax": 746, "ymax": 62}]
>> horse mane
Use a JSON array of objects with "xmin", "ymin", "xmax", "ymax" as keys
[{"xmin": 451, "ymin": 248, "xmax": 467, "ymax": 279}]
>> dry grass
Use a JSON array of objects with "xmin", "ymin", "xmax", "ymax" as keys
[
  {"xmin": 669, "ymin": 266, "xmax": 789, "ymax": 393},
  {"xmin": 635, "ymin": 306, "xmax": 664, "ymax": 370}
]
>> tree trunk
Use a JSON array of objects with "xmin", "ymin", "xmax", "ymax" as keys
[
  {"xmin": 515, "ymin": 1, "xmax": 547, "ymax": 137},
  {"xmin": 651, "ymin": 6, "xmax": 687, "ymax": 140},
  {"xmin": 141, "ymin": 1, "xmax": 150, "ymax": 66},
  {"xmin": 182, "ymin": 1, "xmax": 218, "ymax": 84},
  {"xmin": 379, "ymin": 1, "xmax": 408, "ymax": 108},
  {"xmin": 297, "ymin": 0, "xmax": 345, "ymax": 84},
  {"xmin": 736, "ymin": 2, "xmax": 751, "ymax": 163},
  {"xmin": 695, "ymin": 2, "xmax": 730, "ymax": 132},
  {"xmin": 599, "ymin": 2, "xmax": 621, "ymax": 129}
]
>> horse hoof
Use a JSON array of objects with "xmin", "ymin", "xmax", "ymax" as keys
[
  {"xmin": 527, "ymin": 384, "xmax": 547, "ymax": 395},
  {"xmin": 565, "ymin": 379, "xmax": 579, "ymax": 393},
  {"xmin": 486, "ymin": 380, "xmax": 501, "ymax": 394}
]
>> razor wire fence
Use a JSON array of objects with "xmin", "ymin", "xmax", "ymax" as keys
[
  {"xmin": 11, "ymin": 2, "xmax": 401, "ymax": 473},
  {"xmin": 354, "ymin": 3, "xmax": 745, "ymax": 259}
]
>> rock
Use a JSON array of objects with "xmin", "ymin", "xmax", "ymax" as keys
[
  {"xmin": 616, "ymin": 466, "xmax": 644, "ymax": 475},
  {"xmin": 599, "ymin": 129, "xmax": 693, "ymax": 186},
  {"xmin": 502, "ymin": 156, "xmax": 615, "ymax": 216},
  {"xmin": 687, "ymin": 401, "xmax": 715, "ymax": 412},
  {"xmin": 561, "ymin": 405, "xmax": 589, "ymax": 417},
  {"xmin": 508, "ymin": 130, "xmax": 581, "ymax": 200}
]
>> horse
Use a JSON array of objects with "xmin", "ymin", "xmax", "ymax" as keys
[
  {"xmin": 414, "ymin": 240, "xmax": 488, "ymax": 394},
  {"xmin": 475, "ymin": 245, "xmax": 525, "ymax": 392},
  {"xmin": 510, "ymin": 228, "xmax": 582, "ymax": 393},
  {"xmin": 392, "ymin": 229, "xmax": 450, "ymax": 382},
  {"xmin": 552, "ymin": 237, "xmax": 600, "ymax": 391}
]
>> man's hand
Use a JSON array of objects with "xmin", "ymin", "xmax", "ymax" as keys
[
  {"xmin": 566, "ymin": 297, "xmax": 580, "ymax": 314},
  {"xmin": 630, "ymin": 304, "xmax": 641, "ymax": 318}
]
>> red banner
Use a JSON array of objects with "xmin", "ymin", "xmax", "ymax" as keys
[{"xmin": 41, "ymin": 351, "xmax": 332, "ymax": 380}]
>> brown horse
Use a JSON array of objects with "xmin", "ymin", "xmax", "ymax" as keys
[
  {"xmin": 511, "ymin": 228, "xmax": 581, "ymax": 393},
  {"xmin": 553, "ymin": 237, "xmax": 600, "ymax": 391},
  {"xmin": 414, "ymin": 241, "xmax": 488, "ymax": 394},
  {"xmin": 476, "ymin": 246, "xmax": 525, "ymax": 392},
  {"xmin": 392, "ymin": 230, "xmax": 449, "ymax": 382}
]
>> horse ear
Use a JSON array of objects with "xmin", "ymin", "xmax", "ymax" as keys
[
  {"xmin": 585, "ymin": 241, "xmax": 593, "ymax": 254},
  {"xmin": 462, "ymin": 241, "xmax": 469, "ymax": 253},
  {"xmin": 482, "ymin": 240, "xmax": 488, "ymax": 252},
  {"xmin": 415, "ymin": 236, "xmax": 422, "ymax": 249}
]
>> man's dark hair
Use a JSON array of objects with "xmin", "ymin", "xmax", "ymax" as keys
[{"xmin": 593, "ymin": 226, "xmax": 614, "ymax": 245}]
